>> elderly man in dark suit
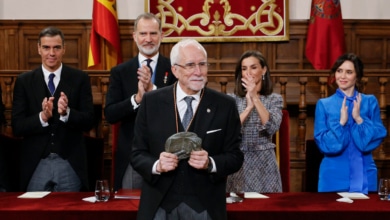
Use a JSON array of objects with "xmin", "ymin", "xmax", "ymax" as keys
[
  {"xmin": 131, "ymin": 39, "xmax": 244, "ymax": 220},
  {"xmin": 11, "ymin": 26, "xmax": 95, "ymax": 192},
  {"xmin": 104, "ymin": 13, "xmax": 176, "ymax": 191}
]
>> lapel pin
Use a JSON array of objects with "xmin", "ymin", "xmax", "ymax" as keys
[{"xmin": 207, "ymin": 108, "xmax": 211, "ymax": 113}]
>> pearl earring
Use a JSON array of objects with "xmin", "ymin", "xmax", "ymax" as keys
[{"xmin": 262, "ymin": 74, "xmax": 265, "ymax": 80}]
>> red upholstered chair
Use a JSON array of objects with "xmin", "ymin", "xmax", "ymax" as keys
[{"xmin": 274, "ymin": 110, "xmax": 290, "ymax": 192}]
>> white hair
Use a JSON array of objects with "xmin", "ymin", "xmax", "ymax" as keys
[{"xmin": 170, "ymin": 39, "xmax": 207, "ymax": 65}]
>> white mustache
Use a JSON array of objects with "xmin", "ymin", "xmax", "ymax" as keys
[{"xmin": 189, "ymin": 77, "xmax": 205, "ymax": 81}]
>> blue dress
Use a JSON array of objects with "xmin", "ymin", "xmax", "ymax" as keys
[{"xmin": 314, "ymin": 89, "xmax": 387, "ymax": 193}]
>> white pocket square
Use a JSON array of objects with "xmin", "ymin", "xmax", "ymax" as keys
[{"xmin": 206, "ymin": 129, "xmax": 222, "ymax": 134}]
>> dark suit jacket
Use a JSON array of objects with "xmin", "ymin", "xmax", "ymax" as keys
[
  {"xmin": 11, "ymin": 65, "xmax": 95, "ymax": 191},
  {"xmin": 104, "ymin": 54, "xmax": 176, "ymax": 190},
  {"xmin": 131, "ymin": 85, "xmax": 244, "ymax": 220}
]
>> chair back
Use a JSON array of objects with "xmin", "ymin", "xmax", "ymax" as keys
[
  {"xmin": 304, "ymin": 139, "xmax": 324, "ymax": 192},
  {"xmin": 274, "ymin": 109, "xmax": 290, "ymax": 192},
  {"xmin": 84, "ymin": 135, "xmax": 105, "ymax": 191},
  {"xmin": 0, "ymin": 133, "xmax": 22, "ymax": 191}
]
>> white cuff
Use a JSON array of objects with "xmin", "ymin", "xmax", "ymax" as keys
[
  {"xmin": 152, "ymin": 160, "xmax": 161, "ymax": 175},
  {"xmin": 39, "ymin": 112, "xmax": 49, "ymax": 127},
  {"xmin": 59, "ymin": 107, "xmax": 70, "ymax": 122},
  {"xmin": 209, "ymin": 157, "xmax": 217, "ymax": 173},
  {"xmin": 131, "ymin": 94, "xmax": 140, "ymax": 110}
]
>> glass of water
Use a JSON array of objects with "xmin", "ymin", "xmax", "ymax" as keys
[
  {"xmin": 378, "ymin": 178, "xmax": 390, "ymax": 201},
  {"xmin": 95, "ymin": 179, "xmax": 110, "ymax": 202}
]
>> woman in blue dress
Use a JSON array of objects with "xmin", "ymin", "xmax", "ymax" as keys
[{"xmin": 314, "ymin": 53, "xmax": 387, "ymax": 194}]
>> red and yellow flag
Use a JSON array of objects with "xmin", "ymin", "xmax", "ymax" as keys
[
  {"xmin": 88, "ymin": 0, "xmax": 122, "ymax": 68},
  {"xmin": 305, "ymin": 0, "xmax": 345, "ymax": 70},
  {"xmin": 88, "ymin": 0, "xmax": 122, "ymax": 189}
]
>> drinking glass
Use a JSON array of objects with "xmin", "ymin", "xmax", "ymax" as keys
[
  {"xmin": 378, "ymin": 178, "xmax": 390, "ymax": 201},
  {"xmin": 95, "ymin": 179, "xmax": 110, "ymax": 202}
]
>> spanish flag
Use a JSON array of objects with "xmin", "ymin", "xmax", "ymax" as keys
[
  {"xmin": 305, "ymin": 0, "xmax": 345, "ymax": 70},
  {"xmin": 88, "ymin": 0, "xmax": 122, "ymax": 68},
  {"xmin": 88, "ymin": 0, "xmax": 122, "ymax": 189}
]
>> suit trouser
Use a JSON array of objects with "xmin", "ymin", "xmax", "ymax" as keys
[
  {"xmin": 27, "ymin": 153, "xmax": 81, "ymax": 192},
  {"xmin": 122, "ymin": 163, "xmax": 143, "ymax": 189}
]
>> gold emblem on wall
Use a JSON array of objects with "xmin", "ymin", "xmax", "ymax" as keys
[{"xmin": 147, "ymin": 0, "xmax": 289, "ymax": 42}]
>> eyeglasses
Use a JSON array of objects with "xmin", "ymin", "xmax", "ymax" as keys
[{"xmin": 174, "ymin": 62, "xmax": 209, "ymax": 72}]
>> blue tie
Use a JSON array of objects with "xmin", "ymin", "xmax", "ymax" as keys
[
  {"xmin": 182, "ymin": 96, "xmax": 194, "ymax": 130},
  {"xmin": 146, "ymin": 59, "xmax": 155, "ymax": 83},
  {"xmin": 48, "ymin": 73, "xmax": 55, "ymax": 95},
  {"xmin": 146, "ymin": 59, "xmax": 153, "ymax": 73}
]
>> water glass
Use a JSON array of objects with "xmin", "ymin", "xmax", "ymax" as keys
[
  {"xmin": 95, "ymin": 180, "xmax": 110, "ymax": 202},
  {"xmin": 378, "ymin": 178, "xmax": 390, "ymax": 201}
]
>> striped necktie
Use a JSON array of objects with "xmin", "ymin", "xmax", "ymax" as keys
[{"xmin": 182, "ymin": 96, "xmax": 194, "ymax": 130}]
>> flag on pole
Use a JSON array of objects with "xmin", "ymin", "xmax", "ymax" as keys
[
  {"xmin": 88, "ymin": 0, "xmax": 122, "ymax": 189},
  {"xmin": 305, "ymin": 0, "xmax": 345, "ymax": 70},
  {"xmin": 88, "ymin": 0, "xmax": 122, "ymax": 68}
]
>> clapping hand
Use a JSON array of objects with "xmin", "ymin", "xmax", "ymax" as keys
[
  {"xmin": 242, "ymin": 76, "xmax": 256, "ymax": 110},
  {"xmin": 41, "ymin": 96, "xmax": 54, "ymax": 122},
  {"xmin": 352, "ymin": 93, "xmax": 363, "ymax": 124},
  {"xmin": 57, "ymin": 92, "xmax": 68, "ymax": 116},
  {"xmin": 340, "ymin": 96, "xmax": 348, "ymax": 126},
  {"xmin": 137, "ymin": 64, "xmax": 153, "ymax": 92}
]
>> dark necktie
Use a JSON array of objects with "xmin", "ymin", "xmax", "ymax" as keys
[
  {"xmin": 48, "ymin": 73, "xmax": 55, "ymax": 95},
  {"xmin": 182, "ymin": 96, "xmax": 194, "ymax": 130},
  {"xmin": 146, "ymin": 58, "xmax": 153, "ymax": 74}
]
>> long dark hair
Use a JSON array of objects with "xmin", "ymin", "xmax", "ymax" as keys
[{"xmin": 234, "ymin": 50, "xmax": 273, "ymax": 97}]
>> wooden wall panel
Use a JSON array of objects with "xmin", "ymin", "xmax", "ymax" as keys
[
  {"xmin": 351, "ymin": 21, "xmax": 390, "ymax": 69},
  {"xmin": 8, "ymin": 22, "xmax": 89, "ymax": 70},
  {"xmin": 273, "ymin": 21, "xmax": 307, "ymax": 70},
  {"xmin": 1, "ymin": 20, "xmax": 390, "ymax": 72},
  {"xmin": 0, "ymin": 28, "xmax": 5, "ymax": 69},
  {"xmin": 274, "ymin": 38, "xmax": 302, "ymax": 69},
  {"xmin": 0, "ymin": 25, "xmax": 19, "ymax": 69},
  {"xmin": 0, "ymin": 20, "xmax": 390, "ymax": 71},
  {"xmin": 356, "ymin": 36, "xmax": 386, "ymax": 69},
  {"xmin": 118, "ymin": 22, "xmax": 136, "ymax": 62},
  {"xmin": 158, "ymin": 43, "xmax": 174, "ymax": 62},
  {"xmin": 19, "ymin": 28, "xmax": 40, "ymax": 69}
]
